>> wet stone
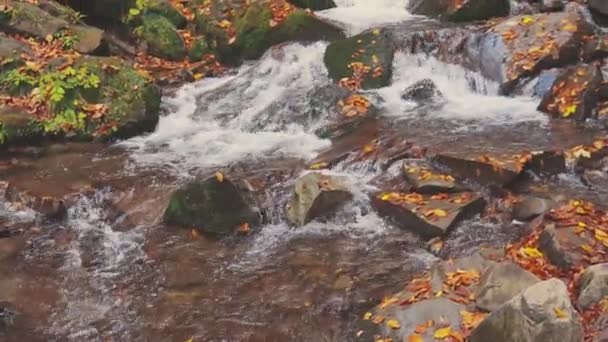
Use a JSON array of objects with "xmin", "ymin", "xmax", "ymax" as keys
[
  {"xmin": 402, "ymin": 162, "xmax": 466, "ymax": 194},
  {"xmin": 429, "ymin": 252, "xmax": 494, "ymax": 293},
  {"xmin": 0, "ymin": 302, "xmax": 16, "ymax": 336},
  {"xmin": 538, "ymin": 63, "xmax": 603, "ymax": 121},
  {"xmin": 401, "ymin": 78, "xmax": 443, "ymax": 104},
  {"xmin": 286, "ymin": 172, "xmax": 353, "ymax": 226},
  {"xmin": 474, "ymin": 261, "xmax": 541, "ymax": 312},
  {"xmin": 538, "ymin": 224, "xmax": 589, "ymax": 270},
  {"xmin": 372, "ymin": 191, "xmax": 486, "ymax": 239},
  {"xmin": 433, "ymin": 152, "xmax": 531, "ymax": 187},
  {"xmin": 512, "ymin": 196, "xmax": 556, "ymax": 221}
]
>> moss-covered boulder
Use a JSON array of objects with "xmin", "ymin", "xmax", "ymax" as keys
[
  {"xmin": 147, "ymin": 0, "xmax": 188, "ymax": 29},
  {"xmin": 64, "ymin": 0, "xmax": 135, "ymax": 22},
  {"xmin": 164, "ymin": 176, "xmax": 260, "ymax": 236},
  {"xmin": 234, "ymin": 5, "xmax": 344, "ymax": 61},
  {"xmin": 324, "ymin": 29, "xmax": 393, "ymax": 89},
  {"xmin": 140, "ymin": 13, "xmax": 186, "ymax": 61},
  {"xmin": 288, "ymin": 0, "xmax": 336, "ymax": 11},
  {"xmin": 0, "ymin": 2, "xmax": 69, "ymax": 38},
  {"xmin": 0, "ymin": 106, "xmax": 41, "ymax": 146},
  {"xmin": 75, "ymin": 57, "xmax": 161, "ymax": 139},
  {"xmin": 188, "ymin": 38, "xmax": 211, "ymax": 61}
]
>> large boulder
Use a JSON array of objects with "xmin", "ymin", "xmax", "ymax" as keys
[
  {"xmin": 469, "ymin": 278, "xmax": 584, "ymax": 342},
  {"xmin": 589, "ymin": 0, "xmax": 608, "ymax": 17},
  {"xmin": 578, "ymin": 263, "xmax": 608, "ymax": 309},
  {"xmin": 512, "ymin": 196, "xmax": 556, "ymax": 221},
  {"xmin": 140, "ymin": 13, "xmax": 186, "ymax": 61},
  {"xmin": 538, "ymin": 63, "xmax": 603, "ymax": 121},
  {"xmin": 467, "ymin": 9, "xmax": 594, "ymax": 94},
  {"xmin": 286, "ymin": 172, "xmax": 353, "ymax": 226},
  {"xmin": 288, "ymin": 0, "xmax": 336, "ymax": 11},
  {"xmin": 407, "ymin": 0, "xmax": 510, "ymax": 22},
  {"xmin": 475, "ymin": 262, "xmax": 541, "ymax": 312},
  {"xmin": 0, "ymin": 2, "xmax": 68, "ymax": 38},
  {"xmin": 0, "ymin": 106, "xmax": 41, "ymax": 146},
  {"xmin": 234, "ymin": 5, "xmax": 344, "ymax": 61},
  {"xmin": 324, "ymin": 29, "xmax": 393, "ymax": 89},
  {"xmin": 164, "ymin": 176, "xmax": 260, "ymax": 236}
]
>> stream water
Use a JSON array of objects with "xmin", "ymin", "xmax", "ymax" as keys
[{"xmin": 1, "ymin": 1, "xmax": 607, "ymax": 341}]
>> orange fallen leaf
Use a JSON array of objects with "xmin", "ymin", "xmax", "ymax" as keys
[{"xmin": 215, "ymin": 171, "xmax": 224, "ymax": 182}]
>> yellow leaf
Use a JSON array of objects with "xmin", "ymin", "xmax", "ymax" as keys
[
  {"xmin": 215, "ymin": 171, "xmax": 224, "ymax": 182},
  {"xmin": 193, "ymin": 73, "xmax": 204, "ymax": 81},
  {"xmin": 521, "ymin": 16, "xmax": 535, "ymax": 25},
  {"xmin": 554, "ymin": 307, "xmax": 568, "ymax": 319},
  {"xmin": 363, "ymin": 312, "xmax": 373, "ymax": 320},
  {"xmin": 407, "ymin": 334, "xmax": 423, "ymax": 342},
  {"xmin": 563, "ymin": 104, "xmax": 577, "ymax": 118},
  {"xmin": 45, "ymin": 34, "xmax": 54, "ymax": 43},
  {"xmin": 184, "ymin": 338, "xmax": 194, "ymax": 342},
  {"xmin": 309, "ymin": 162, "xmax": 328, "ymax": 170},
  {"xmin": 433, "ymin": 327, "xmax": 452, "ymax": 339},
  {"xmin": 433, "ymin": 209, "xmax": 447, "ymax": 217},
  {"xmin": 520, "ymin": 247, "xmax": 543, "ymax": 259},
  {"xmin": 593, "ymin": 140, "xmax": 606, "ymax": 150},
  {"xmin": 386, "ymin": 319, "xmax": 401, "ymax": 329},
  {"xmin": 218, "ymin": 19, "xmax": 231, "ymax": 28},
  {"xmin": 372, "ymin": 29, "xmax": 381, "ymax": 35},
  {"xmin": 372, "ymin": 54, "xmax": 379, "ymax": 64},
  {"xmin": 562, "ymin": 23, "xmax": 577, "ymax": 32},
  {"xmin": 228, "ymin": 36, "xmax": 237, "ymax": 45}
]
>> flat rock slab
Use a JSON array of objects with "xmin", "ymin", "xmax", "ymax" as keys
[
  {"xmin": 433, "ymin": 152, "xmax": 530, "ymax": 186},
  {"xmin": 403, "ymin": 162, "xmax": 466, "ymax": 194},
  {"xmin": 373, "ymin": 191, "xmax": 486, "ymax": 239}
]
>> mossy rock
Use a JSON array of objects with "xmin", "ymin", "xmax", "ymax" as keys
[
  {"xmin": 233, "ymin": 5, "xmax": 345, "ymax": 61},
  {"xmin": 76, "ymin": 57, "xmax": 161, "ymax": 139},
  {"xmin": 324, "ymin": 30, "xmax": 393, "ymax": 89},
  {"xmin": 64, "ymin": 0, "xmax": 135, "ymax": 22},
  {"xmin": 188, "ymin": 38, "xmax": 210, "ymax": 61},
  {"xmin": 0, "ymin": 106, "xmax": 42, "ymax": 147},
  {"xmin": 0, "ymin": 33, "xmax": 31, "ymax": 70},
  {"xmin": 141, "ymin": 13, "xmax": 186, "ymax": 61},
  {"xmin": 288, "ymin": 0, "xmax": 336, "ymax": 10},
  {"xmin": 164, "ymin": 176, "xmax": 260, "ymax": 236},
  {"xmin": 38, "ymin": 1, "xmax": 83, "ymax": 24},
  {"xmin": 193, "ymin": 12, "xmax": 237, "ymax": 63},
  {"xmin": 0, "ymin": 2, "xmax": 68, "ymax": 39},
  {"xmin": 445, "ymin": 0, "xmax": 510, "ymax": 22},
  {"xmin": 147, "ymin": 0, "xmax": 188, "ymax": 29}
]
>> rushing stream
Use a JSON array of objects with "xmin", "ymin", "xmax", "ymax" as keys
[{"xmin": 1, "ymin": 1, "xmax": 607, "ymax": 341}]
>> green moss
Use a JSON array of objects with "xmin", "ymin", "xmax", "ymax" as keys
[
  {"xmin": 445, "ymin": 0, "xmax": 510, "ymax": 22},
  {"xmin": 164, "ymin": 177, "xmax": 259, "ymax": 236},
  {"xmin": 234, "ymin": 3, "xmax": 273, "ymax": 61},
  {"xmin": 189, "ymin": 38, "xmax": 210, "ymax": 61},
  {"xmin": 0, "ymin": 108, "xmax": 42, "ymax": 147},
  {"xmin": 140, "ymin": 13, "xmax": 186, "ymax": 61},
  {"xmin": 324, "ymin": 30, "xmax": 393, "ymax": 89},
  {"xmin": 147, "ymin": 0, "xmax": 187, "ymax": 29},
  {"xmin": 288, "ymin": 0, "xmax": 336, "ymax": 10}
]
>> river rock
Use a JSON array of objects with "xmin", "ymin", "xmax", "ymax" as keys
[
  {"xmin": 407, "ymin": 0, "xmax": 510, "ymax": 22},
  {"xmin": 164, "ymin": 176, "xmax": 260, "ymax": 236},
  {"xmin": 402, "ymin": 162, "xmax": 465, "ymax": 194},
  {"xmin": 433, "ymin": 152, "xmax": 528, "ymax": 186},
  {"xmin": 468, "ymin": 9, "xmax": 594, "ymax": 94},
  {"xmin": 469, "ymin": 278, "xmax": 584, "ymax": 342},
  {"xmin": 141, "ymin": 13, "xmax": 186, "ymax": 61},
  {"xmin": 538, "ymin": 224, "xmax": 588, "ymax": 270},
  {"xmin": 288, "ymin": 0, "xmax": 336, "ymax": 10},
  {"xmin": 429, "ymin": 252, "xmax": 494, "ymax": 292},
  {"xmin": 0, "ymin": 2, "xmax": 68, "ymax": 38},
  {"xmin": 538, "ymin": 63, "xmax": 603, "ymax": 121},
  {"xmin": 324, "ymin": 29, "xmax": 393, "ymax": 89},
  {"xmin": 589, "ymin": 0, "xmax": 608, "ymax": 17},
  {"xmin": 578, "ymin": 263, "xmax": 608, "ymax": 309},
  {"xmin": 401, "ymin": 79, "xmax": 443, "ymax": 104},
  {"xmin": 0, "ymin": 302, "xmax": 16, "ymax": 336},
  {"xmin": 512, "ymin": 196, "xmax": 555, "ymax": 221},
  {"xmin": 373, "ymin": 191, "xmax": 485, "ymax": 238},
  {"xmin": 70, "ymin": 24, "xmax": 106, "ymax": 55},
  {"xmin": 286, "ymin": 172, "xmax": 353, "ymax": 226},
  {"xmin": 367, "ymin": 298, "xmax": 465, "ymax": 342},
  {"xmin": 475, "ymin": 261, "xmax": 541, "ymax": 312}
]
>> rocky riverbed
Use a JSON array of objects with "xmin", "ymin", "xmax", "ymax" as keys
[{"xmin": 2, "ymin": 0, "xmax": 608, "ymax": 341}]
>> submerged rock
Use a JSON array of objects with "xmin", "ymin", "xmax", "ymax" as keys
[
  {"xmin": 0, "ymin": 2, "xmax": 68, "ymax": 38},
  {"xmin": 538, "ymin": 63, "xmax": 603, "ymax": 121},
  {"xmin": 401, "ymin": 79, "xmax": 443, "ymax": 104},
  {"xmin": 407, "ymin": 0, "xmax": 510, "ymax": 22},
  {"xmin": 164, "ymin": 176, "xmax": 260, "ymax": 236},
  {"xmin": 324, "ymin": 29, "xmax": 393, "ymax": 89},
  {"xmin": 433, "ymin": 152, "xmax": 527, "ymax": 187},
  {"xmin": 286, "ymin": 172, "xmax": 353, "ymax": 226},
  {"xmin": 373, "ymin": 191, "xmax": 485, "ymax": 238},
  {"xmin": 578, "ymin": 263, "xmax": 608, "ymax": 309},
  {"xmin": 469, "ymin": 278, "xmax": 584, "ymax": 342},
  {"xmin": 475, "ymin": 262, "xmax": 541, "ymax": 312},
  {"xmin": 538, "ymin": 224, "xmax": 588, "ymax": 270}
]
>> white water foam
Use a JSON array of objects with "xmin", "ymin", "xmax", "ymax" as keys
[
  {"xmin": 124, "ymin": 42, "xmax": 332, "ymax": 172},
  {"xmin": 317, "ymin": 0, "xmax": 416, "ymax": 35},
  {"xmin": 374, "ymin": 53, "xmax": 547, "ymax": 125}
]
